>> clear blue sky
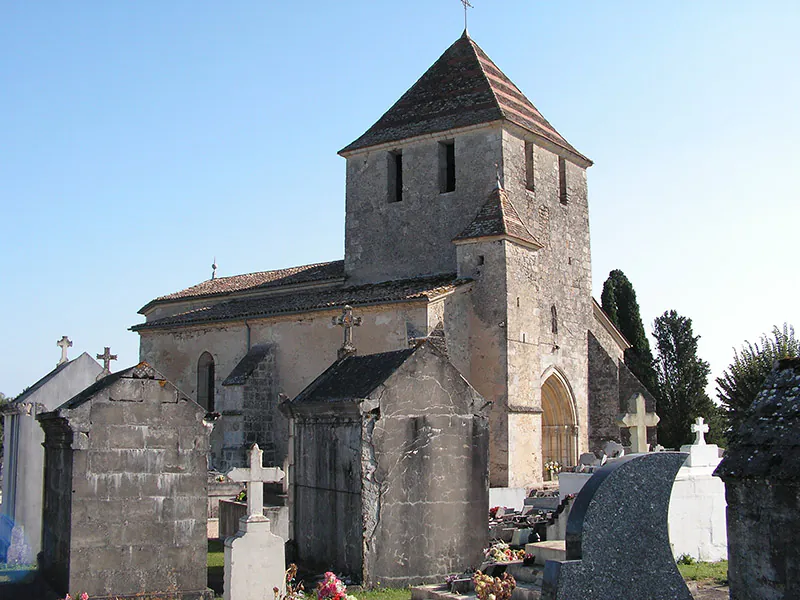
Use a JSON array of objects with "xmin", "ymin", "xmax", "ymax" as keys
[{"xmin": 1, "ymin": 1, "xmax": 798, "ymax": 398}]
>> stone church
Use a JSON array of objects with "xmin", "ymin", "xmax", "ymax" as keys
[{"xmin": 132, "ymin": 32, "xmax": 649, "ymax": 488}]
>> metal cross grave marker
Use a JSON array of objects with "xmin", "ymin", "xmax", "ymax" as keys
[
  {"xmin": 616, "ymin": 393, "xmax": 660, "ymax": 453},
  {"xmin": 96, "ymin": 346, "xmax": 118, "ymax": 372},
  {"xmin": 691, "ymin": 416, "xmax": 709, "ymax": 446},
  {"xmin": 57, "ymin": 336, "xmax": 73, "ymax": 366},
  {"xmin": 227, "ymin": 444, "xmax": 285, "ymax": 522},
  {"xmin": 332, "ymin": 304, "xmax": 362, "ymax": 359}
]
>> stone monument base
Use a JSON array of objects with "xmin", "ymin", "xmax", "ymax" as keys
[{"xmin": 224, "ymin": 517, "xmax": 285, "ymax": 600}]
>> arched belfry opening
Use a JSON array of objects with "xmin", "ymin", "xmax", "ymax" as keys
[
  {"xmin": 541, "ymin": 372, "xmax": 578, "ymax": 475},
  {"xmin": 197, "ymin": 351, "xmax": 215, "ymax": 413}
]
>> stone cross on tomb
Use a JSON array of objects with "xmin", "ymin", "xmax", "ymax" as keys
[
  {"xmin": 332, "ymin": 304, "xmax": 362, "ymax": 360},
  {"xmin": 227, "ymin": 444, "xmax": 285, "ymax": 522},
  {"xmin": 691, "ymin": 416, "xmax": 709, "ymax": 446},
  {"xmin": 96, "ymin": 346, "xmax": 118, "ymax": 372},
  {"xmin": 56, "ymin": 336, "xmax": 73, "ymax": 366},
  {"xmin": 617, "ymin": 393, "xmax": 660, "ymax": 453}
]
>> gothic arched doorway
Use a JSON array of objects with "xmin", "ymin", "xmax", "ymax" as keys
[{"xmin": 541, "ymin": 372, "xmax": 578, "ymax": 476}]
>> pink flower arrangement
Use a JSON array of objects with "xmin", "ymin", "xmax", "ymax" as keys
[
  {"xmin": 316, "ymin": 572, "xmax": 356, "ymax": 600},
  {"xmin": 63, "ymin": 595, "xmax": 89, "ymax": 600}
]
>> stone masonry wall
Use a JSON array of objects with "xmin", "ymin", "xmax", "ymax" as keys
[
  {"xmin": 452, "ymin": 240, "xmax": 510, "ymax": 486},
  {"xmin": 243, "ymin": 348, "xmax": 285, "ymax": 469},
  {"xmin": 344, "ymin": 125, "xmax": 503, "ymax": 284},
  {"xmin": 39, "ymin": 371, "xmax": 210, "ymax": 599},
  {"xmin": 40, "ymin": 421, "xmax": 74, "ymax": 593},
  {"xmin": 587, "ymin": 331, "xmax": 621, "ymax": 453},
  {"xmin": 501, "ymin": 129, "xmax": 592, "ymax": 482}
]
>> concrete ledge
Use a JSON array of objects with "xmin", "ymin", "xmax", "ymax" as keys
[
  {"xmin": 524, "ymin": 541, "xmax": 565, "ymax": 565},
  {"xmin": 411, "ymin": 583, "xmax": 542, "ymax": 600}
]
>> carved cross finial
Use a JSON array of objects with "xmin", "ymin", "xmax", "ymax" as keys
[
  {"xmin": 332, "ymin": 305, "xmax": 362, "ymax": 360},
  {"xmin": 691, "ymin": 416, "xmax": 709, "ymax": 446},
  {"xmin": 226, "ymin": 443, "xmax": 285, "ymax": 522},
  {"xmin": 616, "ymin": 393, "xmax": 660, "ymax": 453},
  {"xmin": 211, "ymin": 257, "xmax": 217, "ymax": 280},
  {"xmin": 56, "ymin": 336, "xmax": 73, "ymax": 366},
  {"xmin": 461, "ymin": 0, "xmax": 473, "ymax": 31},
  {"xmin": 96, "ymin": 346, "xmax": 118, "ymax": 372}
]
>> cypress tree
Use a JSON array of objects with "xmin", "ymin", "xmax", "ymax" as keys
[{"xmin": 600, "ymin": 270, "xmax": 659, "ymax": 397}]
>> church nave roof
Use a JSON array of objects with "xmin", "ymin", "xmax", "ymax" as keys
[{"xmin": 132, "ymin": 273, "xmax": 464, "ymax": 331}]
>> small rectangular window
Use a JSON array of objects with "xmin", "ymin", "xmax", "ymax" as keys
[
  {"xmin": 525, "ymin": 141, "xmax": 535, "ymax": 191},
  {"xmin": 388, "ymin": 150, "xmax": 403, "ymax": 203},
  {"xmin": 439, "ymin": 141, "xmax": 456, "ymax": 193},
  {"xmin": 558, "ymin": 156, "xmax": 568, "ymax": 204}
]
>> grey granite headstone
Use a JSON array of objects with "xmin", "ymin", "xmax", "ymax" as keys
[{"xmin": 541, "ymin": 452, "xmax": 692, "ymax": 600}]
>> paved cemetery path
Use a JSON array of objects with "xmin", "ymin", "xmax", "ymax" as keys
[{"xmin": 687, "ymin": 581, "xmax": 729, "ymax": 599}]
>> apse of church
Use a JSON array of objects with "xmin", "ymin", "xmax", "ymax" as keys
[{"xmin": 133, "ymin": 32, "xmax": 643, "ymax": 487}]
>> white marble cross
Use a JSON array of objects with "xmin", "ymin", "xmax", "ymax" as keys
[
  {"xmin": 617, "ymin": 393, "xmax": 660, "ymax": 453},
  {"xmin": 691, "ymin": 416, "xmax": 709, "ymax": 446},
  {"xmin": 227, "ymin": 444, "xmax": 285, "ymax": 522},
  {"xmin": 332, "ymin": 305, "xmax": 362, "ymax": 359},
  {"xmin": 57, "ymin": 336, "xmax": 73, "ymax": 366},
  {"xmin": 96, "ymin": 346, "xmax": 118, "ymax": 372}
]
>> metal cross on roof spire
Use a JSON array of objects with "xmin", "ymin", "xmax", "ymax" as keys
[
  {"xmin": 96, "ymin": 346, "xmax": 118, "ymax": 372},
  {"xmin": 461, "ymin": 0, "xmax": 473, "ymax": 32},
  {"xmin": 332, "ymin": 305, "xmax": 362, "ymax": 360},
  {"xmin": 56, "ymin": 336, "xmax": 73, "ymax": 366}
]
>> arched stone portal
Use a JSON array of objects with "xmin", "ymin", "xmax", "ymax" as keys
[{"xmin": 541, "ymin": 372, "xmax": 578, "ymax": 476}]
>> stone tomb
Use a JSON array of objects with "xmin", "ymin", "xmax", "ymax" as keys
[
  {"xmin": 282, "ymin": 342, "xmax": 489, "ymax": 587},
  {"xmin": 37, "ymin": 362, "xmax": 212, "ymax": 600},
  {"xmin": 715, "ymin": 358, "xmax": 800, "ymax": 599}
]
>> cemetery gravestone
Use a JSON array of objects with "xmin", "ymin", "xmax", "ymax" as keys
[
  {"xmin": 37, "ymin": 362, "xmax": 212, "ymax": 600},
  {"xmin": 541, "ymin": 452, "xmax": 692, "ymax": 600},
  {"xmin": 224, "ymin": 444, "xmax": 286, "ymax": 600}
]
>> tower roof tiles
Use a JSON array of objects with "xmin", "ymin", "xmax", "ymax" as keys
[
  {"xmin": 340, "ymin": 32, "xmax": 589, "ymax": 163},
  {"xmin": 453, "ymin": 186, "xmax": 543, "ymax": 249}
]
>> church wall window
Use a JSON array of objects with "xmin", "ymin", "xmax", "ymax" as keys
[
  {"xmin": 197, "ymin": 351, "xmax": 215, "ymax": 413},
  {"xmin": 525, "ymin": 141, "xmax": 535, "ymax": 191},
  {"xmin": 551, "ymin": 304, "xmax": 558, "ymax": 335},
  {"xmin": 439, "ymin": 140, "xmax": 456, "ymax": 193},
  {"xmin": 388, "ymin": 150, "xmax": 403, "ymax": 203},
  {"xmin": 558, "ymin": 156, "xmax": 568, "ymax": 204}
]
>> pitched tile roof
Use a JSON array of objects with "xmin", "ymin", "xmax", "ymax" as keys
[
  {"xmin": 340, "ymin": 32, "xmax": 588, "ymax": 163},
  {"xmin": 144, "ymin": 260, "xmax": 345, "ymax": 310},
  {"xmin": 452, "ymin": 186, "xmax": 543, "ymax": 248},
  {"xmin": 289, "ymin": 348, "xmax": 417, "ymax": 405},
  {"xmin": 132, "ymin": 274, "xmax": 463, "ymax": 331}
]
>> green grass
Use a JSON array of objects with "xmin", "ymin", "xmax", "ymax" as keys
[
  {"xmin": 208, "ymin": 539, "xmax": 225, "ymax": 568},
  {"xmin": 350, "ymin": 588, "xmax": 411, "ymax": 600},
  {"xmin": 677, "ymin": 560, "xmax": 728, "ymax": 586}
]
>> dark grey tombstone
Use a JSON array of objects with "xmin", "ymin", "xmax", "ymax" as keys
[{"xmin": 541, "ymin": 452, "xmax": 691, "ymax": 600}]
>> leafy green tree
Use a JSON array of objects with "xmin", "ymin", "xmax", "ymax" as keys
[
  {"xmin": 601, "ymin": 270, "xmax": 659, "ymax": 397},
  {"xmin": 716, "ymin": 324, "xmax": 798, "ymax": 436},
  {"xmin": 652, "ymin": 310, "xmax": 720, "ymax": 448}
]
